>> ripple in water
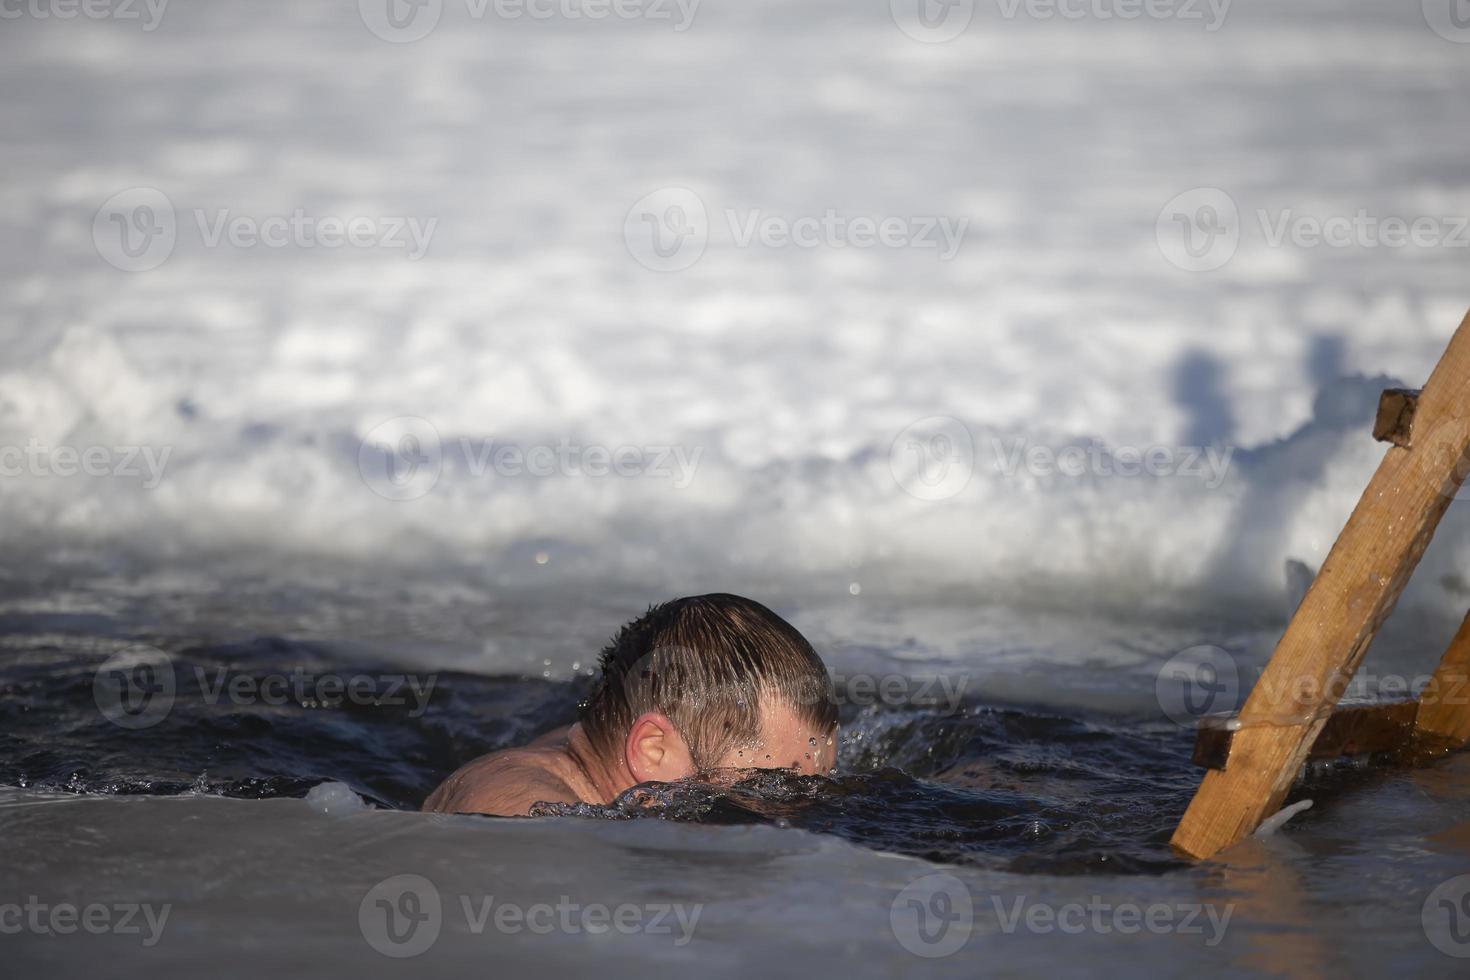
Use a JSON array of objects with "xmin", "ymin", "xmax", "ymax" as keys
[{"xmin": 0, "ymin": 634, "xmax": 1375, "ymax": 875}]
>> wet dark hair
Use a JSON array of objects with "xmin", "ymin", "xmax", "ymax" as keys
[{"xmin": 578, "ymin": 594, "xmax": 838, "ymax": 769}]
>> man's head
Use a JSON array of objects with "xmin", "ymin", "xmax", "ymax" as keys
[{"xmin": 579, "ymin": 594, "xmax": 839, "ymax": 786}]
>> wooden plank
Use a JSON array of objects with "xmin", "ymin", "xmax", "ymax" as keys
[
  {"xmin": 1192, "ymin": 700, "xmax": 1420, "ymax": 771},
  {"xmin": 1415, "ymin": 608, "xmax": 1470, "ymax": 749},
  {"xmin": 1171, "ymin": 307, "xmax": 1470, "ymax": 860},
  {"xmin": 1373, "ymin": 388, "xmax": 1420, "ymax": 447},
  {"xmin": 1190, "ymin": 715, "xmax": 1236, "ymax": 769}
]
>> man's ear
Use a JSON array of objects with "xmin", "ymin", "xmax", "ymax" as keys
[{"xmin": 623, "ymin": 711, "xmax": 696, "ymax": 784}]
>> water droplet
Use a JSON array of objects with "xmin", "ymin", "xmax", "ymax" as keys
[
  {"xmin": 808, "ymin": 736, "xmax": 818, "ymax": 747},
  {"xmin": 848, "ymin": 582, "xmax": 861, "ymax": 596},
  {"xmin": 534, "ymin": 551, "xmax": 550, "ymax": 565}
]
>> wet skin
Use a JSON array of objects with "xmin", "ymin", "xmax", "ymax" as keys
[{"xmin": 423, "ymin": 699, "xmax": 835, "ymax": 817}]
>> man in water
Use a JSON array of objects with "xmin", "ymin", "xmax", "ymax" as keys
[{"xmin": 423, "ymin": 593, "xmax": 839, "ymax": 817}]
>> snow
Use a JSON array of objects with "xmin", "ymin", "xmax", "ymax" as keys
[{"xmin": 3, "ymin": 0, "xmax": 1470, "ymax": 621}]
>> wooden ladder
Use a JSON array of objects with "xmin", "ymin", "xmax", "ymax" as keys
[{"xmin": 1171, "ymin": 306, "xmax": 1470, "ymax": 860}]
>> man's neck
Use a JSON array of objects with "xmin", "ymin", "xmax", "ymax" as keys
[{"xmin": 562, "ymin": 723, "xmax": 633, "ymax": 805}]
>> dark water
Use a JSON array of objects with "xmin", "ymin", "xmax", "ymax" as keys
[{"xmin": 0, "ymin": 630, "xmax": 1381, "ymax": 877}]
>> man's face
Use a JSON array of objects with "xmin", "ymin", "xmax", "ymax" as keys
[{"xmin": 712, "ymin": 697, "xmax": 837, "ymax": 776}]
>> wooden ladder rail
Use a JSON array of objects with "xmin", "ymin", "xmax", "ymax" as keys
[{"xmin": 1171, "ymin": 307, "xmax": 1470, "ymax": 860}]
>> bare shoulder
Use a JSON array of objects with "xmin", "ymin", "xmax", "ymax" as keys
[{"xmin": 421, "ymin": 747, "xmax": 582, "ymax": 817}]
